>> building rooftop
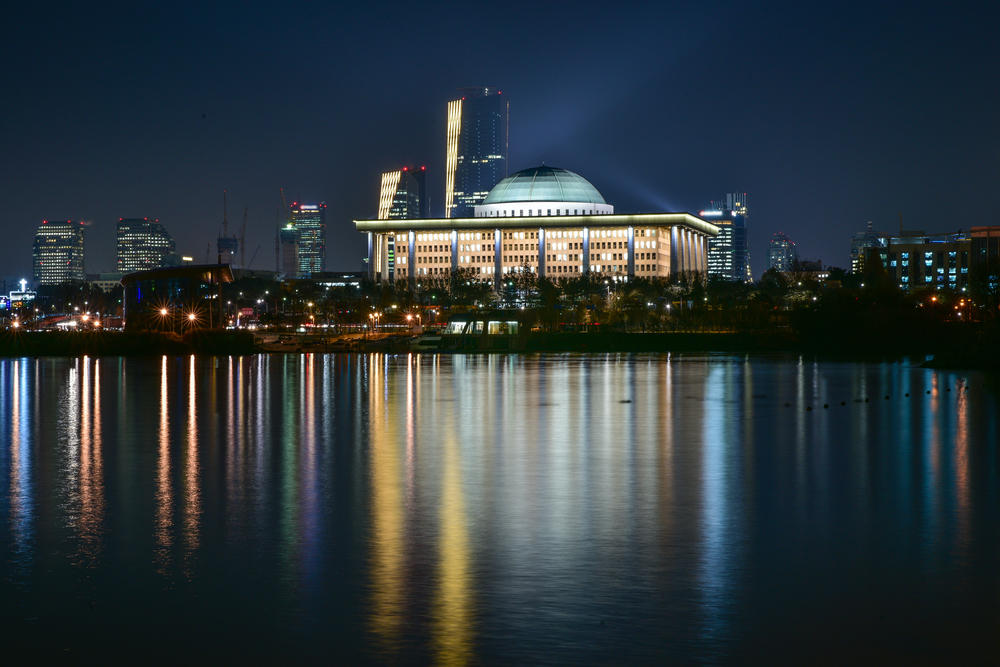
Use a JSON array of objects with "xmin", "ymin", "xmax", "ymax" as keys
[{"xmin": 482, "ymin": 166, "xmax": 607, "ymax": 205}]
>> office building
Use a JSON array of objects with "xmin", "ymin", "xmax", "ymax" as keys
[
  {"xmin": 874, "ymin": 231, "xmax": 971, "ymax": 292},
  {"xmin": 379, "ymin": 167, "xmax": 426, "ymax": 220},
  {"xmin": 117, "ymin": 218, "xmax": 176, "ymax": 273},
  {"xmin": 766, "ymin": 232, "xmax": 797, "ymax": 272},
  {"xmin": 445, "ymin": 87, "xmax": 508, "ymax": 218},
  {"xmin": 33, "ymin": 220, "xmax": 85, "ymax": 285},
  {"xmin": 290, "ymin": 202, "xmax": 326, "ymax": 277},
  {"xmin": 358, "ymin": 165, "xmax": 717, "ymax": 283},
  {"xmin": 703, "ymin": 194, "xmax": 750, "ymax": 282}
]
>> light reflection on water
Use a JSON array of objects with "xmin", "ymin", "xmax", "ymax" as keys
[{"xmin": 1, "ymin": 353, "xmax": 999, "ymax": 663}]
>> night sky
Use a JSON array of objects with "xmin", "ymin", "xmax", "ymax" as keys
[{"xmin": 3, "ymin": 1, "xmax": 997, "ymax": 280}]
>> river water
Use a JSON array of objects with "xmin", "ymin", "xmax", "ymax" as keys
[{"xmin": 2, "ymin": 354, "xmax": 999, "ymax": 664}]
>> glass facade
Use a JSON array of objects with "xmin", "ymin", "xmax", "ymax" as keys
[
  {"xmin": 32, "ymin": 220, "xmax": 85, "ymax": 285},
  {"xmin": 703, "ymin": 200, "xmax": 750, "ymax": 282},
  {"xmin": 290, "ymin": 203, "xmax": 326, "ymax": 277},
  {"xmin": 446, "ymin": 88, "xmax": 507, "ymax": 219},
  {"xmin": 766, "ymin": 231, "xmax": 796, "ymax": 272}
]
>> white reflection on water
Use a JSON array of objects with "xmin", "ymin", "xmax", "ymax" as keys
[{"xmin": 4, "ymin": 360, "xmax": 34, "ymax": 583}]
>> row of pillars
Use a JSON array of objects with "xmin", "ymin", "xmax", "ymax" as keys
[{"xmin": 368, "ymin": 226, "xmax": 709, "ymax": 283}]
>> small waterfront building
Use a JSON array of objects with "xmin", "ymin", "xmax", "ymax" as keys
[
  {"xmin": 120, "ymin": 264, "xmax": 234, "ymax": 332},
  {"xmin": 356, "ymin": 165, "xmax": 718, "ymax": 285}
]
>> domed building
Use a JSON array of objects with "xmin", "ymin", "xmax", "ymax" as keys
[
  {"xmin": 355, "ymin": 165, "xmax": 718, "ymax": 284},
  {"xmin": 475, "ymin": 166, "xmax": 614, "ymax": 218}
]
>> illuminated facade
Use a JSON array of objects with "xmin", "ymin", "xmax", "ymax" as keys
[
  {"xmin": 379, "ymin": 167, "xmax": 426, "ymax": 220},
  {"xmin": 33, "ymin": 220, "xmax": 86, "ymax": 285},
  {"xmin": 359, "ymin": 166, "xmax": 717, "ymax": 283},
  {"xmin": 445, "ymin": 87, "xmax": 508, "ymax": 218},
  {"xmin": 703, "ymin": 194, "xmax": 750, "ymax": 282},
  {"xmin": 117, "ymin": 218, "xmax": 175, "ymax": 273},
  {"xmin": 766, "ymin": 232, "xmax": 797, "ymax": 272},
  {"xmin": 290, "ymin": 203, "xmax": 326, "ymax": 277}
]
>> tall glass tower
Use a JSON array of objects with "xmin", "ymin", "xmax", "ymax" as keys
[
  {"xmin": 445, "ymin": 87, "xmax": 508, "ymax": 218},
  {"xmin": 703, "ymin": 193, "xmax": 750, "ymax": 282},
  {"xmin": 290, "ymin": 202, "xmax": 326, "ymax": 277},
  {"xmin": 117, "ymin": 218, "xmax": 175, "ymax": 273},
  {"xmin": 33, "ymin": 220, "xmax": 85, "ymax": 285}
]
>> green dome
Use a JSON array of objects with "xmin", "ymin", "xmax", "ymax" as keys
[{"xmin": 483, "ymin": 166, "xmax": 607, "ymax": 205}]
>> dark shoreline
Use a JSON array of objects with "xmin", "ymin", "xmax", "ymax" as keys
[{"xmin": 3, "ymin": 328, "xmax": 997, "ymax": 371}]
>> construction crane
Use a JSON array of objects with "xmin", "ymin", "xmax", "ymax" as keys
[
  {"xmin": 240, "ymin": 207, "xmax": 248, "ymax": 270},
  {"xmin": 247, "ymin": 244, "xmax": 261, "ymax": 270},
  {"xmin": 279, "ymin": 189, "xmax": 294, "ymax": 275},
  {"xmin": 275, "ymin": 207, "xmax": 280, "ymax": 272},
  {"xmin": 217, "ymin": 191, "xmax": 239, "ymax": 267},
  {"xmin": 280, "ymin": 188, "xmax": 292, "ymax": 227}
]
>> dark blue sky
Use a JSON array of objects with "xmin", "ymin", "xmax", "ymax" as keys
[{"xmin": 3, "ymin": 1, "xmax": 997, "ymax": 279}]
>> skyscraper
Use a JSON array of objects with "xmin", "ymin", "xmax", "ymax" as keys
[
  {"xmin": 290, "ymin": 202, "xmax": 326, "ymax": 277},
  {"xmin": 703, "ymin": 193, "xmax": 750, "ymax": 282},
  {"xmin": 33, "ymin": 220, "xmax": 85, "ymax": 285},
  {"xmin": 379, "ymin": 167, "xmax": 426, "ymax": 220},
  {"xmin": 280, "ymin": 225, "xmax": 300, "ymax": 278},
  {"xmin": 445, "ymin": 87, "xmax": 508, "ymax": 218},
  {"xmin": 766, "ymin": 231, "xmax": 797, "ymax": 272},
  {"xmin": 117, "ymin": 218, "xmax": 175, "ymax": 273}
]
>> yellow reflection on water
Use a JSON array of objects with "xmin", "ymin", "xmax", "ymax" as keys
[
  {"xmin": 368, "ymin": 355, "xmax": 405, "ymax": 650},
  {"xmin": 184, "ymin": 355, "xmax": 201, "ymax": 563},
  {"xmin": 155, "ymin": 356, "xmax": 173, "ymax": 570},
  {"xmin": 77, "ymin": 357, "xmax": 105, "ymax": 561},
  {"xmin": 433, "ymin": 429, "xmax": 472, "ymax": 667},
  {"xmin": 954, "ymin": 378, "xmax": 971, "ymax": 553}
]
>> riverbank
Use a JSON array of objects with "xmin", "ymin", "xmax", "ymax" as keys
[{"xmin": 0, "ymin": 330, "xmax": 256, "ymax": 357}]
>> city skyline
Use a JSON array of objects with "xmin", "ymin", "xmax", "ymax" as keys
[{"xmin": 2, "ymin": 2, "xmax": 996, "ymax": 281}]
